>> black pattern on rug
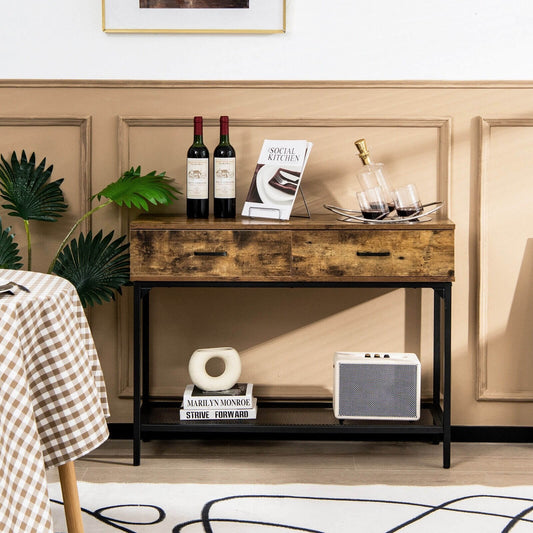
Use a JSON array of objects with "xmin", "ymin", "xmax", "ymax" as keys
[{"xmin": 51, "ymin": 492, "xmax": 533, "ymax": 532}]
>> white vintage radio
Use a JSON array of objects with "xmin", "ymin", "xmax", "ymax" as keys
[{"xmin": 333, "ymin": 351, "xmax": 421, "ymax": 420}]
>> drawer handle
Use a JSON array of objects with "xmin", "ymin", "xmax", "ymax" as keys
[
  {"xmin": 357, "ymin": 251, "xmax": 390, "ymax": 257},
  {"xmin": 194, "ymin": 251, "xmax": 228, "ymax": 257}
]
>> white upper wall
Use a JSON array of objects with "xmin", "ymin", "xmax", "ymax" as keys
[{"xmin": 2, "ymin": 0, "xmax": 532, "ymax": 80}]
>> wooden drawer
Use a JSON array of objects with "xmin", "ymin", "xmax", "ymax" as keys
[
  {"xmin": 130, "ymin": 215, "xmax": 455, "ymax": 283},
  {"xmin": 130, "ymin": 229, "xmax": 291, "ymax": 281},
  {"xmin": 291, "ymin": 228, "xmax": 454, "ymax": 281}
]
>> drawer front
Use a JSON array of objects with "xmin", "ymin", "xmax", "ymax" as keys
[
  {"xmin": 291, "ymin": 229, "xmax": 454, "ymax": 280},
  {"xmin": 130, "ymin": 229, "xmax": 291, "ymax": 280}
]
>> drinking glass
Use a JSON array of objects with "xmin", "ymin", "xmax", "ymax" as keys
[
  {"xmin": 357, "ymin": 187, "xmax": 389, "ymax": 220},
  {"xmin": 393, "ymin": 184, "xmax": 423, "ymax": 217}
]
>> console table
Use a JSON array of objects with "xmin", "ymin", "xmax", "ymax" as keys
[{"xmin": 129, "ymin": 214, "xmax": 454, "ymax": 467}]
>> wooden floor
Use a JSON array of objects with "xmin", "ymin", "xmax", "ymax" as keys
[{"xmin": 48, "ymin": 439, "xmax": 533, "ymax": 486}]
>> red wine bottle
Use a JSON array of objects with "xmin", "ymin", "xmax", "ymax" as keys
[
  {"xmin": 187, "ymin": 116, "xmax": 209, "ymax": 219},
  {"xmin": 213, "ymin": 116, "xmax": 236, "ymax": 218}
]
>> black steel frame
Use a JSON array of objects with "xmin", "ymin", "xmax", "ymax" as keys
[{"xmin": 133, "ymin": 281, "xmax": 452, "ymax": 467}]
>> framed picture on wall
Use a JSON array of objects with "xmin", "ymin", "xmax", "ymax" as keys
[{"xmin": 102, "ymin": 0, "xmax": 286, "ymax": 34}]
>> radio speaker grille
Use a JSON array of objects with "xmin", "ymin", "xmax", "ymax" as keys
[{"xmin": 337, "ymin": 364, "xmax": 418, "ymax": 418}]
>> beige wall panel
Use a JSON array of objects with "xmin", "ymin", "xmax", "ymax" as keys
[
  {"xmin": 119, "ymin": 117, "xmax": 448, "ymax": 216},
  {"xmin": 118, "ymin": 118, "xmax": 447, "ymax": 400},
  {"xmin": 478, "ymin": 119, "xmax": 533, "ymax": 401},
  {"xmin": 0, "ymin": 118, "xmax": 90, "ymax": 273},
  {"xmin": 0, "ymin": 82, "xmax": 532, "ymax": 425},
  {"xmin": 142, "ymin": 287, "xmax": 438, "ymax": 399}
]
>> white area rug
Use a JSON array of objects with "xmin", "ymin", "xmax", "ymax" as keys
[{"xmin": 48, "ymin": 482, "xmax": 533, "ymax": 532}]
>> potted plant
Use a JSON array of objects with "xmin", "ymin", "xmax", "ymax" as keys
[{"xmin": 0, "ymin": 150, "xmax": 180, "ymax": 307}]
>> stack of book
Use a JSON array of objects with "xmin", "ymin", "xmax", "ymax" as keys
[{"xmin": 179, "ymin": 383, "xmax": 257, "ymax": 421}]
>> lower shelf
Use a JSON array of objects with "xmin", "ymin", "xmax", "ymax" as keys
[{"xmin": 140, "ymin": 401, "xmax": 444, "ymax": 438}]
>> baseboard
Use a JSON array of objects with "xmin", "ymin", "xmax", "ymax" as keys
[
  {"xmin": 452, "ymin": 426, "xmax": 533, "ymax": 443},
  {"xmin": 107, "ymin": 423, "xmax": 533, "ymax": 443},
  {"xmin": 108, "ymin": 423, "xmax": 133, "ymax": 439}
]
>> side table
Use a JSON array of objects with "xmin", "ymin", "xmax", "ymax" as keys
[{"xmin": 0, "ymin": 269, "xmax": 109, "ymax": 533}]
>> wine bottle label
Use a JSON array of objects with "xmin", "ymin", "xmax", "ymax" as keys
[
  {"xmin": 187, "ymin": 158, "xmax": 209, "ymax": 199},
  {"xmin": 214, "ymin": 157, "xmax": 235, "ymax": 198}
]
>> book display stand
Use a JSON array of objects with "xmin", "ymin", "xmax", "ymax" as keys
[{"xmin": 247, "ymin": 187, "xmax": 311, "ymax": 219}]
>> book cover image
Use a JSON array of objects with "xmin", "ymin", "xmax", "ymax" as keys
[{"xmin": 242, "ymin": 139, "xmax": 312, "ymax": 220}]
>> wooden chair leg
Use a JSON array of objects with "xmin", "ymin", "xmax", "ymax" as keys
[{"xmin": 58, "ymin": 461, "xmax": 84, "ymax": 533}]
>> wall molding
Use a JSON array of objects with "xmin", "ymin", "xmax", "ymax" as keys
[
  {"xmin": 0, "ymin": 116, "xmax": 92, "ymax": 230},
  {"xmin": 2, "ymin": 80, "xmax": 533, "ymax": 89},
  {"xmin": 477, "ymin": 117, "xmax": 533, "ymax": 401},
  {"xmin": 117, "ymin": 116, "xmax": 451, "ymax": 398}
]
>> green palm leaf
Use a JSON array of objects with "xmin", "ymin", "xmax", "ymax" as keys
[
  {"xmin": 92, "ymin": 166, "xmax": 180, "ymax": 211},
  {"xmin": 0, "ymin": 217, "xmax": 22, "ymax": 269},
  {"xmin": 0, "ymin": 150, "xmax": 68, "ymax": 221},
  {"xmin": 51, "ymin": 230, "xmax": 130, "ymax": 308}
]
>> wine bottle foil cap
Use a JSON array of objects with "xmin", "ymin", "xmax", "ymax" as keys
[
  {"xmin": 219, "ymin": 116, "xmax": 229, "ymax": 136},
  {"xmin": 193, "ymin": 116, "xmax": 203, "ymax": 136}
]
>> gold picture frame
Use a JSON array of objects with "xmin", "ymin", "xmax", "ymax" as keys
[{"xmin": 102, "ymin": 0, "xmax": 286, "ymax": 34}]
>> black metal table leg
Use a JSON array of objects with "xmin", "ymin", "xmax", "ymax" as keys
[
  {"xmin": 442, "ymin": 283, "xmax": 452, "ymax": 468},
  {"xmin": 133, "ymin": 283, "xmax": 141, "ymax": 466},
  {"xmin": 431, "ymin": 287, "xmax": 442, "ymax": 446},
  {"xmin": 141, "ymin": 289, "xmax": 150, "ymax": 443},
  {"xmin": 433, "ymin": 289, "xmax": 441, "ymax": 411}
]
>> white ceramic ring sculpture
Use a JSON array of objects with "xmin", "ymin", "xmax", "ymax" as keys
[{"xmin": 188, "ymin": 347, "xmax": 241, "ymax": 391}]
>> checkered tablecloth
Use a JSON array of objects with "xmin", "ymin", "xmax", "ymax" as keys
[{"xmin": 0, "ymin": 269, "xmax": 110, "ymax": 533}]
